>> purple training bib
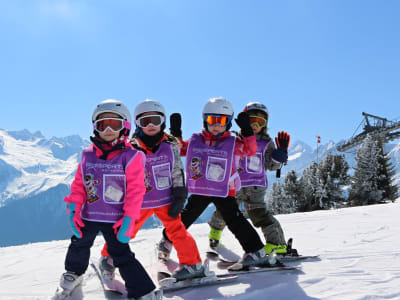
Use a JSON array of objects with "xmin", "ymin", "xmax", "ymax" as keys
[
  {"xmin": 238, "ymin": 139, "xmax": 270, "ymax": 188},
  {"xmin": 81, "ymin": 146, "xmax": 139, "ymax": 222},
  {"xmin": 142, "ymin": 142, "xmax": 174, "ymax": 209},
  {"xmin": 186, "ymin": 133, "xmax": 236, "ymax": 197}
]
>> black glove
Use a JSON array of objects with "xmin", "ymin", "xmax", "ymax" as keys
[
  {"xmin": 168, "ymin": 186, "xmax": 188, "ymax": 218},
  {"xmin": 271, "ymin": 131, "xmax": 291, "ymax": 163},
  {"xmin": 169, "ymin": 113, "xmax": 182, "ymax": 138},
  {"xmin": 234, "ymin": 112, "xmax": 253, "ymax": 137}
]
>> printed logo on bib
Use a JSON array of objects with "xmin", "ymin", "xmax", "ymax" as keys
[
  {"xmin": 247, "ymin": 153, "xmax": 263, "ymax": 173},
  {"xmin": 103, "ymin": 175, "xmax": 126, "ymax": 203},
  {"xmin": 189, "ymin": 157, "xmax": 203, "ymax": 180},
  {"xmin": 152, "ymin": 163, "xmax": 172, "ymax": 190},
  {"xmin": 145, "ymin": 170, "xmax": 153, "ymax": 193},
  {"xmin": 206, "ymin": 157, "xmax": 227, "ymax": 182},
  {"xmin": 84, "ymin": 174, "xmax": 101, "ymax": 203}
]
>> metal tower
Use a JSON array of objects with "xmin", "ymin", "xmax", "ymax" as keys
[{"xmin": 337, "ymin": 112, "xmax": 400, "ymax": 152}]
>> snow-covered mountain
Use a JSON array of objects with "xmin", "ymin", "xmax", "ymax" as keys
[
  {"xmin": 0, "ymin": 129, "xmax": 90, "ymax": 246},
  {"xmin": 1, "ymin": 201, "xmax": 399, "ymax": 299},
  {"xmin": 0, "ymin": 129, "xmax": 399, "ymax": 247},
  {"xmin": 0, "ymin": 129, "xmax": 88, "ymax": 204}
]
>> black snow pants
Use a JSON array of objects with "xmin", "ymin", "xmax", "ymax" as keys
[
  {"xmin": 64, "ymin": 220, "xmax": 155, "ymax": 298},
  {"xmin": 165, "ymin": 194, "xmax": 264, "ymax": 253}
]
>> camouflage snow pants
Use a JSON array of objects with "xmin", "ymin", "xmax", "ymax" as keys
[{"xmin": 208, "ymin": 186, "xmax": 286, "ymax": 245}]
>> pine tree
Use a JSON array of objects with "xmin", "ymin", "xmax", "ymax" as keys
[
  {"xmin": 376, "ymin": 138, "xmax": 399, "ymax": 202},
  {"xmin": 348, "ymin": 136, "xmax": 382, "ymax": 206},
  {"xmin": 281, "ymin": 170, "xmax": 301, "ymax": 213},
  {"xmin": 267, "ymin": 182, "xmax": 284, "ymax": 214},
  {"xmin": 299, "ymin": 162, "xmax": 320, "ymax": 211},
  {"xmin": 316, "ymin": 153, "xmax": 350, "ymax": 208}
]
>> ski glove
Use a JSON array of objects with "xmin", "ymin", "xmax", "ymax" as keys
[
  {"xmin": 113, "ymin": 216, "xmax": 135, "ymax": 244},
  {"xmin": 168, "ymin": 186, "xmax": 188, "ymax": 219},
  {"xmin": 67, "ymin": 203, "xmax": 85, "ymax": 239},
  {"xmin": 169, "ymin": 113, "xmax": 182, "ymax": 138},
  {"xmin": 271, "ymin": 131, "xmax": 291, "ymax": 163},
  {"xmin": 235, "ymin": 112, "xmax": 254, "ymax": 137}
]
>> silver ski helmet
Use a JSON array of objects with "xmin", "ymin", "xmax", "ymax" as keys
[
  {"xmin": 134, "ymin": 99, "xmax": 166, "ymax": 120},
  {"xmin": 92, "ymin": 99, "xmax": 132, "ymax": 136},
  {"xmin": 134, "ymin": 99, "xmax": 166, "ymax": 134},
  {"xmin": 92, "ymin": 99, "xmax": 132, "ymax": 123},
  {"xmin": 244, "ymin": 101, "xmax": 269, "ymax": 118},
  {"xmin": 202, "ymin": 97, "xmax": 234, "ymax": 117}
]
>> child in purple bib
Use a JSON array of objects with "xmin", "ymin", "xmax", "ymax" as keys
[
  {"xmin": 208, "ymin": 101, "xmax": 293, "ymax": 256},
  {"xmin": 58, "ymin": 99, "xmax": 159, "ymax": 299},
  {"xmin": 101, "ymin": 99, "xmax": 205, "ymax": 282},
  {"xmin": 159, "ymin": 97, "xmax": 277, "ymax": 269}
]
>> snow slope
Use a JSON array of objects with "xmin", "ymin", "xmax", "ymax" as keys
[{"xmin": 0, "ymin": 200, "xmax": 399, "ymax": 300}]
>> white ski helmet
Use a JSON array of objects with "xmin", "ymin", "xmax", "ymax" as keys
[
  {"xmin": 244, "ymin": 101, "xmax": 269, "ymax": 118},
  {"xmin": 92, "ymin": 99, "xmax": 132, "ymax": 123},
  {"xmin": 202, "ymin": 97, "xmax": 234, "ymax": 117},
  {"xmin": 134, "ymin": 99, "xmax": 166, "ymax": 120}
]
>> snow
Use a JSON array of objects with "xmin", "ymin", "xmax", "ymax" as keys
[
  {"xmin": 288, "ymin": 152, "xmax": 302, "ymax": 160},
  {"xmin": 1, "ymin": 201, "xmax": 400, "ymax": 299}
]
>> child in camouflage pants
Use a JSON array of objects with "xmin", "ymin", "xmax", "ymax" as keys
[{"xmin": 208, "ymin": 101, "xmax": 290, "ymax": 255}]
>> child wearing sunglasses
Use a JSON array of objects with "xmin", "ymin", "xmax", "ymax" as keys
[
  {"xmin": 158, "ymin": 97, "xmax": 288, "ymax": 270},
  {"xmin": 57, "ymin": 99, "xmax": 160, "ymax": 300},
  {"xmin": 100, "ymin": 99, "xmax": 205, "ymax": 281},
  {"xmin": 208, "ymin": 102, "xmax": 294, "ymax": 256}
]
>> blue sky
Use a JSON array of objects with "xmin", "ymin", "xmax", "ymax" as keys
[{"xmin": 0, "ymin": 0, "xmax": 399, "ymax": 147}]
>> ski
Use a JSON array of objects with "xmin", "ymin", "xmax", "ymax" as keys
[
  {"xmin": 157, "ymin": 257, "xmax": 179, "ymax": 281},
  {"xmin": 206, "ymin": 243, "xmax": 240, "ymax": 263},
  {"xmin": 208, "ymin": 238, "xmax": 319, "ymax": 263},
  {"xmin": 278, "ymin": 254, "xmax": 320, "ymax": 262},
  {"xmin": 90, "ymin": 258, "xmax": 127, "ymax": 296},
  {"xmin": 157, "ymin": 258, "xmax": 238, "ymax": 293},
  {"xmin": 217, "ymin": 264, "xmax": 300, "ymax": 278},
  {"xmin": 159, "ymin": 274, "xmax": 238, "ymax": 293}
]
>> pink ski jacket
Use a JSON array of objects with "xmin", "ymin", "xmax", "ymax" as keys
[{"xmin": 64, "ymin": 140, "xmax": 146, "ymax": 221}]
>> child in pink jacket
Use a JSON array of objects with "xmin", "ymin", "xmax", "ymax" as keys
[{"xmin": 57, "ymin": 99, "xmax": 161, "ymax": 300}]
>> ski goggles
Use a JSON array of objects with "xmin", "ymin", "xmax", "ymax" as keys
[
  {"xmin": 249, "ymin": 115, "xmax": 268, "ymax": 128},
  {"xmin": 204, "ymin": 114, "xmax": 231, "ymax": 127},
  {"xmin": 94, "ymin": 118, "xmax": 130, "ymax": 133},
  {"xmin": 135, "ymin": 114, "xmax": 165, "ymax": 128}
]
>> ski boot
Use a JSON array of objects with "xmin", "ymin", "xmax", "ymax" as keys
[
  {"xmin": 208, "ymin": 227, "xmax": 222, "ymax": 249},
  {"xmin": 157, "ymin": 237, "xmax": 172, "ymax": 261},
  {"xmin": 99, "ymin": 255, "xmax": 115, "ymax": 280},
  {"xmin": 228, "ymin": 248, "xmax": 269, "ymax": 271},
  {"xmin": 172, "ymin": 262, "xmax": 206, "ymax": 281},
  {"xmin": 56, "ymin": 271, "xmax": 83, "ymax": 297},
  {"xmin": 264, "ymin": 243, "xmax": 287, "ymax": 255},
  {"xmin": 129, "ymin": 289, "xmax": 163, "ymax": 300}
]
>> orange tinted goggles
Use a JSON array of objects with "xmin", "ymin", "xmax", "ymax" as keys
[{"xmin": 204, "ymin": 115, "xmax": 231, "ymax": 127}]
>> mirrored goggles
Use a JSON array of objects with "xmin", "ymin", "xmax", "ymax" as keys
[
  {"xmin": 204, "ymin": 114, "xmax": 231, "ymax": 127},
  {"xmin": 135, "ymin": 114, "xmax": 165, "ymax": 128},
  {"xmin": 94, "ymin": 118, "xmax": 126, "ymax": 133},
  {"xmin": 249, "ymin": 115, "xmax": 268, "ymax": 128}
]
